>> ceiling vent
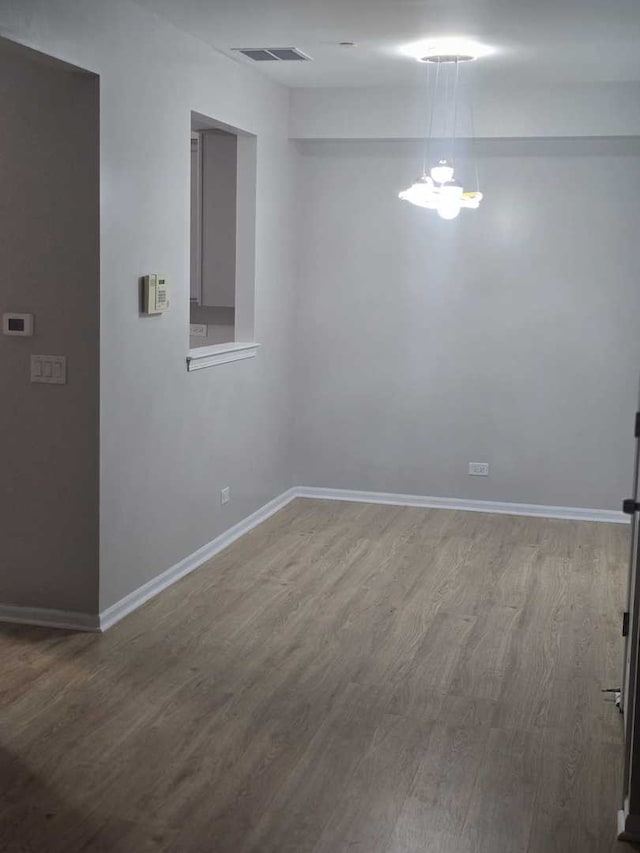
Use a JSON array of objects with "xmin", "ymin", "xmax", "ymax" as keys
[{"xmin": 233, "ymin": 47, "xmax": 311, "ymax": 62}]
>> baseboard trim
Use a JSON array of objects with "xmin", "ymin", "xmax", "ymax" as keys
[
  {"xmin": 618, "ymin": 805, "xmax": 640, "ymax": 842},
  {"xmin": 99, "ymin": 487, "xmax": 298, "ymax": 631},
  {"xmin": 0, "ymin": 484, "xmax": 624, "ymax": 634},
  {"xmin": 0, "ymin": 605, "xmax": 100, "ymax": 632},
  {"xmin": 294, "ymin": 486, "xmax": 628, "ymax": 524}
]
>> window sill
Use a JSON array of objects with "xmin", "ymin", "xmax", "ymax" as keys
[{"xmin": 186, "ymin": 342, "xmax": 260, "ymax": 371}]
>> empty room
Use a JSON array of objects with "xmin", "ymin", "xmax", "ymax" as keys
[{"xmin": 2, "ymin": 0, "xmax": 640, "ymax": 851}]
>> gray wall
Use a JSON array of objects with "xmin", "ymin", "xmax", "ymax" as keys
[
  {"xmin": 290, "ymin": 83, "xmax": 640, "ymax": 140},
  {"xmin": 293, "ymin": 138, "xmax": 640, "ymax": 510},
  {"xmin": 189, "ymin": 305, "xmax": 234, "ymax": 348},
  {"xmin": 0, "ymin": 0, "xmax": 297, "ymax": 612},
  {"xmin": 201, "ymin": 131, "xmax": 237, "ymax": 310},
  {"xmin": 0, "ymin": 40, "xmax": 99, "ymax": 611}
]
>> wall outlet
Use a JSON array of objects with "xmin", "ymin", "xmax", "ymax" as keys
[
  {"xmin": 190, "ymin": 323, "xmax": 208, "ymax": 337},
  {"xmin": 468, "ymin": 462, "xmax": 489, "ymax": 476},
  {"xmin": 220, "ymin": 486, "xmax": 231, "ymax": 505}
]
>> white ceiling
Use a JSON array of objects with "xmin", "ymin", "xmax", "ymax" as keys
[{"xmin": 136, "ymin": 0, "xmax": 640, "ymax": 88}]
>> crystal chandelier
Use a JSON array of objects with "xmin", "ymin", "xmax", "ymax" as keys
[{"xmin": 399, "ymin": 46, "xmax": 483, "ymax": 220}]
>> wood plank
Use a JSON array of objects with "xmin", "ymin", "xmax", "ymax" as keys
[
  {"xmin": 388, "ymin": 799, "xmax": 475, "ymax": 853},
  {"xmin": 242, "ymin": 682, "xmax": 386, "ymax": 853},
  {"xmin": 311, "ymin": 713, "xmax": 431, "ymax": 853},
  {"xmin": 527, "ymin": 729, "xmax": 623, "ymax": 853},
  {"xmin": 461, "ymin": 727, "xmax": 544, "ymax": 853},
  {"xmin": 403, "ymin": 721, "xmax": 491, "ymax": 835}
]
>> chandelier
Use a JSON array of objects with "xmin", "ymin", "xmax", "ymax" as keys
[{"xmin": 399, "ymin": 44, "xmax": 484, "ymax": 220}]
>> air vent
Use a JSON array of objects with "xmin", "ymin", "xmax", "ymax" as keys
[{"xmin": 233, "ymin": 47, "xmax": 311, "ymax": 62}]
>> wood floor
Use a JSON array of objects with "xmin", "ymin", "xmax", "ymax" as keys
[{"xmin": 0, "ymin": 498, "xmax": 634, "ymax": 852}]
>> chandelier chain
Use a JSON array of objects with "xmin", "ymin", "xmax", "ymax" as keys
[
  {"xmin": 423, "ymin": 59, "xmax": 431, "ymax": 175},
  {"xmin": 451, "ymin": 58, "xmax": 461, "ymax": 167},
  {"xmin": 467, "ymin": 66, "xmax": 480, "ymax": 192},
  {"xmin": 425, "ymin": 59, "xmax": 440, "ymax": 174}
]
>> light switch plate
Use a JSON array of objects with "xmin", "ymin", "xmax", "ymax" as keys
[{"xmin": 31, "ymin": 355, "xmax": 66, "ymax": 385}]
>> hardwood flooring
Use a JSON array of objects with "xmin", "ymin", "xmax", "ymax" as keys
[{"xmin": 0, "ymin": 498, "xmax": 633, "ymax": 852}]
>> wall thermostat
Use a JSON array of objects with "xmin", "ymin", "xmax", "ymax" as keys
[
  {"xmin": 142, "ymin": 274, "xmax": 170, "ymax": 315},
  {"xmin": 2, "ymin": 313, "xmax": 34, "ymax": 336}
]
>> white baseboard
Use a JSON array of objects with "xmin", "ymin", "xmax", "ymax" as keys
[
  {"xmin": 99, "ymin": 487, "xmax": 298, "ymax": 631},
  {"xmin": 0, "ymin": 605, "xmax": 100, "ymax": 632},
  {"xmin": 294, "ymin": 486, "xmax": 628, "ymax": 524},
  {"xmin": 0, "ymin": 483, "xmax": 625, "ymax": 634},
  {"xmin": 98, "ymin": 485, "xmax": 625, "ymax": 632},
  {"xmin": 618, "ymin": 804, "xmax": 640, "ymax": 842}
]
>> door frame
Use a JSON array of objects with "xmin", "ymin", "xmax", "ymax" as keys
[{"xmin": 619, "ymin": 404, "xmax": 640, "ymax": 842}]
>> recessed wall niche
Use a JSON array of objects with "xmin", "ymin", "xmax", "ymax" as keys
[{"xmin": 189, "ymin": 112, "xmax": 257, "ymax": 351}]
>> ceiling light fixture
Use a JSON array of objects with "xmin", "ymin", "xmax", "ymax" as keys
[
  {"xmin": 398, "ymin": 41, "xmax": 486, "ymax": 220},
  {"xmin": 400, "ymin": 37, "xmax": 493, "ymax": 63}
]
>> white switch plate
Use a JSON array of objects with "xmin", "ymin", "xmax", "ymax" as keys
[
  {"xmin": 220, "ymin": 486, "xmax": 231, "ymax": 505},
  {"xmin": 31, "ymin": 355, "xmax": 66, "ymax": 385},
  {"xmin": 468, "ymin": 462, "xmax": 489, "ymax": 476},
  {"xmin": 190, "ymin": 323, "xmax": 208, "ymax": 337}
]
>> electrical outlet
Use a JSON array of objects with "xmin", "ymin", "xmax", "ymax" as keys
[
  {"xmin": 469, "ymin": 462, "xmax": 489, "ymax": 476},
  {"xmin": 190, "ymin": 323, "xmax": 208, "ymax": 337},
  {"xmin": 220, "ymin": 486, "xmax": 231, "ymax": 505}
]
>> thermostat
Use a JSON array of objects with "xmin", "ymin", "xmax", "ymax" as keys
[
  {"xmin": 142, "ymin": 274, "xmax": 170, "ymax": 315},
  {"xmin": 3, "ymin": 313, "xmax": 34, "ymax": 336}
]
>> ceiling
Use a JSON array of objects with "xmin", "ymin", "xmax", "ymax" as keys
[{"xmin": 136, "ymin": 0, "xmax": 640, "ymax": 88}]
